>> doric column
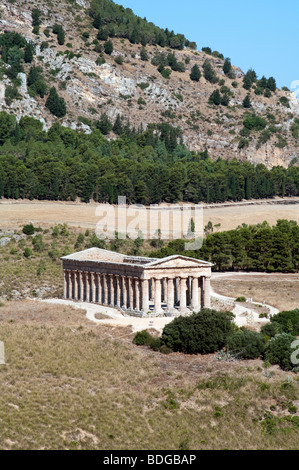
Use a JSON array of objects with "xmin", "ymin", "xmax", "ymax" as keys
[
  {"xmin": 103, "ymin": 274, "xmax": 109, "ymax": 305},
  {"xmin": 69, "ymin": 271, "xmax": 74, "ymax": 300},
  {"xmin": 76, "ymin": 271, "xmax": 82, "ymax": 301},
  {"xmin": 116, "ymin": 275, "xmax": 121, "ymax": 307},
  {"xmin": 191, "ymin": 277, "xmax": 200, "ymax": 312},
  {"xmin": 78, "ymin": 271, "xmax": 84, "ymax": 301},
  {"xmin": 99, "ymin": 274, "xmax": 104, "ymax": 304},
  {"xmin": 180, "ymin": 277, "xmax": 187, "ymax": 309},
  {"xmin": 87, "ymin": 272, "xmax": 92, "ymax": 302},
  {"xmin": 73, "ymin": 271, "xmax": 79, "ymax": 301},
  {"xmin": 154, "ymin": 278, "xmax": 163, "ymax": 314},
  {"xmin": 91, "ymin": 273, "xmax": 97, "ymax": 303},
  {"xmin": 198, "ymin": 277, "xmax": 203, "ymax": 310},
  {"xmin": 109, "ymin": 275, "xmax": 115, "ymax": 306},
  {"xmin": 135, "ymin": 278, "xmax": 141, "ymax": 311},
  {"xmin": 167, "ymin": 278, "xmax": 175, "ymax": 310},
  {"xmin": 128, "ymin": 277, "xmax": 134, "ymax": 309},
  {"xmin": 122, "ymin": 276, "xmax": 128, "ymax": 309},
  {"xmin": 141, "ymin": 279, "xmax": 149, "ymax": 313},
  {"xmin": 203, "ymin": 277, "xmax": 211, "ymax": 308},
  {"xmin": 63, "ymin": 270, "xmax": 68, "ymax": 299}
]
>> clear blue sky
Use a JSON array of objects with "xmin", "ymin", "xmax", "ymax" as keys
[{"xmin": 121, "ymin": 0, "xmax": 299, "ymax": 90}]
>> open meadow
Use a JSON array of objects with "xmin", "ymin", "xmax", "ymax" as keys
[
  {"xmin": 0, "ymin": 300, "xmax": 298, "ymax": 450},
  {"xmin": 0, "ymin": 198, "xmax": 299, "ymax": 232}
]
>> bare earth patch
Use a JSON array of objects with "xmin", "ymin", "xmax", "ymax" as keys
[
  {"xmin": 0, "ymin": 198, "xmax": 298, "ymax": 232},
  {"xmin": 211, "ymin": 272, "xmax": 299, "ymax": 312}
]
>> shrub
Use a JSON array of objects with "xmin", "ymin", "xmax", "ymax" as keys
[
  {"xmin": 133, "ymin": 330, "xmax": 153, "ymax": 346},
  {"xmin": 208, "ymin": 89, "xmax": 221, "ymax": 106},
  {"xmin": 150, "ymin": 337, "xmax": 163, "ymax": 351},
  {"xmin": 22, "ymin": 223, "xmax": 35, "ymax": 235},
  {"xmin": 114, "ymin": 55, "xmax": 124, "ymax": 65},
  {"xmin": 235, "ymin": 296, "xmax": 246, "ymax": 302},
  {"xmin": 161, "ymin": 308, "xmax": 234, "ymax": 354},
  {"xmin": 279, "ymin": 97, "xmax": 290, "ymax": 108},
  {"xmin": 24, "ymin": 247, "xmax": 32, "ymax": 258},
  {"xmin": 104, "ymin": 40, "xmax": 113, "ymax": 55},
  {"xmin": 226, "ymin": 328, "xmax": 265, "ymax": 359},
  {"xmin": 190, "ymin": 64, "xmax": 201, "ymax": 82},
  {"xmin": 264, "ymin": 333, "xmax": 297, "ymax": 370},
  {"xmin": 270, "ymin": 309, "xmax": 299, "ymax": 336},
  {"xmin": 243, "ymin": 114, "xmax": 267, "ymax": 131},
  {"xmin": 160, "ymin": 68, "xmax": 171, "ymax": 79}
]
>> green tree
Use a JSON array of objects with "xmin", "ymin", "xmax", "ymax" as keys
[
  {"xmin": 190, "ymin": 64, "xmax": 201, "ymax": 82},
  {"xmin": 45, "ymin": 87, "xmax": 66, "ymax": 118},
  {"xmin": 140, "ymin": 47, "xmax": 149, "ymax": 61},
  {"xmin": 24, "ymin": 42, "xmax": 34, "ymax": 63},
  {"xmin": 223, "ymin": 58, "xmax": 232, "ymax": 75},
  {"xmin": 162, "ymin": 309, "xmax": 234, "ymax": 354},
  {"xmin": 242, "ymin": 94, "xmax": 252, "ymax": 108},
  {"xmin": 104, "ymin": 40, "xmax": 113, "ymax": 55},
  {"xmin": 208, "ymin": 89, "xmax": 221, "ymax": 105}
]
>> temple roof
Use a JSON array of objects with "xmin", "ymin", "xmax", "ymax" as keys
[{"xmin": 61, "ymin": 248, "xmax": 213, "ymax": 268}]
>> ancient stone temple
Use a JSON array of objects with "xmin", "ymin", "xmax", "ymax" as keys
[{"xmin": 61, "ymin": 248, "xmax": 213, "ymax": 317}]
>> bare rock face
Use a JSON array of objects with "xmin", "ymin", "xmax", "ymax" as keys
[
  {"xmin": 76, "ymin": 0, "xmax": 89, "ymax": 8},
  {"xmin": 0, "ymin": 0, "xmax": 298, "ymax": 170}
]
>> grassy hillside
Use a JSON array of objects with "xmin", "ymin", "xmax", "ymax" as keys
[{"xmin": 0, "ymin": 300, "xmax": 298, "ymax": 450}]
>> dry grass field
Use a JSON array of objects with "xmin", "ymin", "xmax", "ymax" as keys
[
  {"xmin": 0, "ymin": 198, "xmax": 298, "ymax": 232},
  {"xmin": 212, "ymin": 273, "xmax": 299, "ymax": 312},
  {"xmin": 0, "ymin": 300, "xmax": 298, "ymax": 450}
]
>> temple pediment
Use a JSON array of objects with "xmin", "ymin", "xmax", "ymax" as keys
[{"xmin": 145, "ymin": 255, "xmax": 213, "ymax": 269}]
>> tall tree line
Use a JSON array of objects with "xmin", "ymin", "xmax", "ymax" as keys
[{"xmin": 0, "ymin": 112, "xmax": 298, "ymax": 204}]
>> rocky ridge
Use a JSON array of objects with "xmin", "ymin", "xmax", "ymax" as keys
[{"xmin": 0, "ymin": 0, "xmax": 298, "ymax": 169}]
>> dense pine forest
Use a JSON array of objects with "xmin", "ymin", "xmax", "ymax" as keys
[
  {"xmin": 150, "ymin": 220, "xmax": 299, "ymax": 273},
  {"xmin": 0, "ymin": 111, "xmax": 298, "ymax": 204}
]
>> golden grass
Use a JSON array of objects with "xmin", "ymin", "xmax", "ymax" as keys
[
  {"xmin": 1, "ymin": 199, "xmax": 298, "ymax": 232},
  {"xmin": 0, "ymin": 301, "xmax": 298, "ymax": 450},
  {"xmin": 212, "ymin": 274, "xmax": 299, "ymax": 312}
]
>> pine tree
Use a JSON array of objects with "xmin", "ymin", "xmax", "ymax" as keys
[
  {"xmin": 93, "ymin": 13, "xmax": 102, "ymax": 30},
  {"xmin": 140, "ymin": 47, "xmax": 149, "ymax": 61},
  {"xmin": 190, "ymin": 64, "xmax": 201, "ymax": 82},
  {"xmin": 104, "ymin": 40, "xmax": 113, "ymax": 55},
  {"xmin": 113, "ymin": 114, "xmax": 122, "ymax": 135},
  {"xmin": 208, "ymin": 89, "xmax": 221, "ymax": 105},
  {"xmin": 45, "ymin": 87, "xmax": 66, "ymax": 118},
  {"xmin": 242, "ymin": 93, "xmax": 252, "ymax": 108},
  {"xmin": 24, "ymin": 42, "xmax": 34, "ymax": 63},
  {"xmin": 203, "ymin": 60, "xmax": 218, "ymax": 83},
  {"xmin": 97, "ymin": 28, "xmax": 108, "ymax": 41},
  {"xmin": 267, "ymin": 77, "xmax": 276, "ymax": 92},
  {"xmin": 223, "ymin": 58, "xmax": 232, "ymax": 75}
]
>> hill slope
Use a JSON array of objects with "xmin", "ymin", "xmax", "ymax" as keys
[{"xmin": 0, "ymin": 0, "xmax": 299, "ymax": 169}]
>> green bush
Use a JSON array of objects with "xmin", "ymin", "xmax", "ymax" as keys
[
  {"xmin": 161, "ymin": 308, "xmax": 234, "ymax": 355},
  {"xmin": 150, "ymin": 337, "xmax": 163, "ymax": 351},
  {"xmin": 264, "ymin": 333, "xmax": 297, "ymax": 370},
  {"xmin": 226, "ymin": 328, "xmax": 265, "ymax": 359},
  {"xmin": 114, "ymin": 55, "xmax": 124, "ymax": 65},
  {"xmin": 133, "ymin": 330, "xmax": 153, "ymax": 346},
  {"xmin": 235, "ymin": 296, "xmax": 246, "ymax": 302},
  {"xmin": 270, "ymin": 309, "xmax": 299, "ymax": 336},
  {"xmin": 22, "ymin": 223, "xmax": 35, "ymax": 235},
  {"xmin": 243, "ymin": 114, "xmax": 267, "ymax": 131},
  {"xmin": 24, "ymin": 247, "xmax": 32, "ymax": 258},
  {"xmin": 261, "ymin": 321, "xmax": 284, "ymax": 339}
]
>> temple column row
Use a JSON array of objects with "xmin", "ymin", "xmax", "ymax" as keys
[
  {"xmin": 63, "ymin": 271, "xmax": 149, "ymax": 312},
  {"xmin": 63, "ymin": 271, "xmax": 211, "ymax": 312}
]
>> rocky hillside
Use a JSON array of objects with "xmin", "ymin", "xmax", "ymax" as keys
[{"xmin": 0, "ymin": 0, "xmax": 299, "ymax": 169}]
